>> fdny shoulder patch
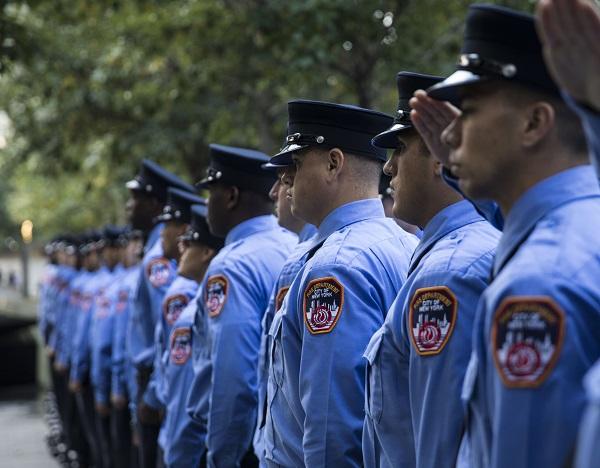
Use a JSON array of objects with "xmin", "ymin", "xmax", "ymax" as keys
[
  {"xmin": 409, "ymin": 286, "xmax": 457, "ymax": 356},
  {"xmin": 170, "ymin": 328, "xmax": 192, "ymax": 365},
  {"xmin": 163, "ymin": 294, "xmax": 190, "ymax": 326},
  {"xmin": 303, "ymin": 277, "xmax": 344, "ymax": 335},
  {"xmin": 147, "ymin": 258, "xmax": 172, "ymax": 288},
  {"xmin": 275, "ymin": 286, "xmax": 290, "ymax": 312},
  {"xmin": 205, "ymin": 275, "xmax": 228, "ymax": 318},
  {"xmin": 95, "ymin": 295, "xmax": 112, "ymax": 319},
  {"xmin": 115, "ymin": 290, "xmax": 129, "ymax": 314},
  {"xmin": 492, "ymin": 296, "xmax": 565, "ymax": 388}
]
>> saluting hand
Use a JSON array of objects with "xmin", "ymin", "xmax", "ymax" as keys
[
  {"xmin": 409, "ymin": 90, "xmax": 461, "ymax": 167},
  {"xmin": 536, "ymin": 0, "xmax": 600, "ymax": 112}
]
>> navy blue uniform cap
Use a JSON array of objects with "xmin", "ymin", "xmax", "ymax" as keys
[
  {"xmin": 270, "ymin": 100, "xmax": 393, "ymax": 166},
  {"xmin": 373, "ymin": 72, "xmax": 444, "ymax": 149},
  {"xmin": 102, "ymin": 225, "xmax": 129, "ymax": 247},
  {"xmin": 196, "ymin": 144, "xmax": 276, "ymax": 195},
  {"xmin": 180, "ymin": 204, "xmax": 224, "ymax": 250},
  {"xmin": 79, "ymin": 230, "xmax": 103, "ymax": 255},
  {"xmin": 126, "ymin": 159, "xmax": 195, "ymax": 203},
  {"xmin": 156, "ymin": 187, "xmax": 206, "ymax": 224},
  {"xmin": 428, "ymin": 4, "xmax": 560, "ymax": 105}
]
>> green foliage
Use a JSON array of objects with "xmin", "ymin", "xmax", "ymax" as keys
[{"xmin": 0, "ymin": 0, "xmax": 534, "ymax": 241}]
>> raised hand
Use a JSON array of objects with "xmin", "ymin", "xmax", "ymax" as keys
[
  {"xmin": 410, "ymin": 90, "xmax": 461, "ymax": 167},
  {"xmin": 536, "ymin": 0, "xmax": 600, "ymax": 111}
]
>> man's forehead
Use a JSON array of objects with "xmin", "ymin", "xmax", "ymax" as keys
[{"xmin": 458, "ymin": 80, "xmax": 505, "ymax": 105}]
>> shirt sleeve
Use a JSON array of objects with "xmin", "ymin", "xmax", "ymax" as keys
[
  {"xmin": 111, "ymin": 288, "xmax": 131, "ymax": 397},
  {"xmin": 70, "ymin": 294, "xmax": 94, "ymax": 382},
  {"xmin": 400, "ymin": 270, "xmax": 489, "ymax": 468},
  {"xmin": 563, "ymin": 93, "xmax": 600, "ymax": 177},
  {"xmin": 486, "ymin": 272, "xmax": 600, "ymax": 468},
  {"xmin": 442, "ymin": 168, "xmax": 504, "ymax": 231},
  {"xmin": 205, "ymin": 267, "xmax": 264, "ymax": 467},
  {"xmin": 298, "ymin": 264, "xmax": 386, "ymax": 468}
]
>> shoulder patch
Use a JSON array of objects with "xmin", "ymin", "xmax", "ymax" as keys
[
  {"xmin": 115, "ymin": 290, "xmax": 129, "ymax": 313},
  {"xmin": 163, "ymin": 294, "xmax": 190, "ymax": 326},
  {"xmin": 146, "ymin": 258, "xmax": 173, "ymax": 288},
  {"xmin": 275, "ymin": 286, "xmax": 290, "ymax": 312},
  {"xmin": 409, "ymin": 286, "xmax": 457, "ymax": 356},
  {"xmin": 492, "ymin": 296, "xmax": 565, "ymax": 388},
  {"xmin": 303, "ymin": 277, "xmax": 344, "ymax": 335},
  {"xmin": 205, "ymin": 275, "xmax": 228, "ymax": 318},
  {"xmin": 170, "ymin": 328, "xmax": 192, "ymax": 365}
]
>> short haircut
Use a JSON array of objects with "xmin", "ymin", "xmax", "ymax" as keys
[{"xmin": 504, "ymin": 82, "xmax": 588, "ymax": 158}]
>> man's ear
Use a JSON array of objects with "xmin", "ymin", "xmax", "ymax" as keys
[
  {"xmin": 148, "ymin": 197, "xmax": 164, "ymax": 216},
  {"xmin": 432, "ymin": 159, "xmax": 444, "ymax": 177},
  {"xmin": 325, "ymin": 148, "xmax": 345, "ymax": 182},
  {"xmin": 522, "ymin": 101, "xmax": 555, "ymax": 148},
  {"xmin": 225, "ymin": 185, "xmax": 240, "ymax": 210}
]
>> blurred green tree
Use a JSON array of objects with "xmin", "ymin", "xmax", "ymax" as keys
[{"xmin": 0, "ymin": 0, "xmax": 533, "ymax": 240}]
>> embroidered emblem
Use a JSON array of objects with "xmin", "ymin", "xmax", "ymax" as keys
[
  {"xmin": 275, "ymin": 286, "xmax": 290, "ymax": 312},
  {"xmin": 206, "ymin": 275, "xmax": 228, "ymax": 318},
  {"xmin": 146, "ymin": 258, "xmax": 172, "ymax": 288},
  {"xmin": 115, "ymin": 290, "xmax": 129, "ymax": 313},
  {"xmin": 163, "ymin": 294, "xmax": 189, "ymax": 326},
  {"xmin": 95, "ymin": 295, "xmax": 112, "ymax": 319},
  {"xmin": 492, "ymin": 296, "xmax": 565, "ymax": 388},
  {"xmin": 170, "ymin": 328, "xmax": 192, "ymax": 365},
  {"xmin": 303, "ymin": 277, "xmax": 344, "ymax": 334},
  {"xmin": 81, "ymin": 293, "xmax": 94, "ymax": 313},
  {"xmin": 409, "ymin": 286, "xmax": 457, "ymax": 356}
]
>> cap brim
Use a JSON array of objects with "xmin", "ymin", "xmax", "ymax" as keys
[
  {"xmin": 261, "ymin": 162, "xmax": 280, "ymax": 171},
  {"xmin": 195, "ymin": 177, "xmax": 212, "ymax": 190},
  {"xmin": 426, "ymin": 70, "xmax": 491, "ymax": 106},
  {"xmin": 269, "ymin": 143, "xmax": 309, "ymax": 166},
  {"xmin": 371, "ymin": 123, "xmax": 412, "ymax": 149},
  {"xmin": 126, "ymin": 179, "xmax": 142, "ymax": 191}
]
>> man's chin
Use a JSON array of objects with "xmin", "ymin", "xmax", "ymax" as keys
[{"xmin": 458, "ymin": 178, "xmax": 487, "ymax": 201}]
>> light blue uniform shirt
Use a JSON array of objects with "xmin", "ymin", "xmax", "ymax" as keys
[
  {"xmin": 362, "ymin": 200, "xmax": 499, "ymax": 468},
  {"xmin": 52, "ymin": 266, "xmax": 80, "ymax": 367},
  {"xmin": 70, "ymin": 267, "xmax": 113, "ymax": 383},
  {"xmin": 128, "ymin": 223, "xmax": 177, "ymax": 369},
  {"xmin": 162, "ymin": 296, "xmax": 204, "ymax": 468},
  {"xmin": 575, "ymin": 359, "xmax": 600, "ymax": 468},
  {"xmin": 145, "ymin": 275, "xmax": 198, "ymax": 410},
  {"xmin": 462, "ymin": 166, "xmax": 600, "ymax": 468},
  {"xmin": 91, "ymin": 264, "xmax": 125, "ymax": 404},
  {"xmin": 253, "ymin": 223, "xmax": 317, "ymax": 465},
  {"xmin": 264, "ymin": 199, "xmax": 418, "ymax": 468},
  {"xmin": 38, "ymin": 263, "xmax": 58, "ymax": 345},
  {"xmin": 564, "ymin": 94, "xmax": 600, "ymax": 176},
  {"xmin": 186, "ymin": 214, "xmax": 296, "ymax": 467},
  {"xmin": 111, "ymin": 265, "xmax": 141, "ymax": 400}
]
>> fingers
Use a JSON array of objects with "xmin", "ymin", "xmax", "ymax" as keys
[
  {"xmin": 410, "ymin": 91, "xmax": 459, "ymax": 131},
  {"xmin": 576, "ymin": 0, "xmax": 600, "ymax": 53},
  {"xmin": 536, "ymin": 0, "xmax": 560, "ymax": 47}
]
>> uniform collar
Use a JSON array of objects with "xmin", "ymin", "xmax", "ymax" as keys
[
  {"xmin": 298, "ymin": 223, "xmax": 318, "ymax": 243},
  {"xmin": 313, "ymin": 198, "xmax": 385, "ymax": 246},
  {"xmin": 146, "ymin": 222, "xmax": 164, "ymax": 253},
  {"xmin": 409, "ymin": 200, "xmax": 484, "ymax": 273},
  {"xmin": 225, "ymin": 214, "xmax": 279, "ymax": 246},
  {"xmin": 494, "ymin": 165, "xmax": 600, "ymax": 276}
]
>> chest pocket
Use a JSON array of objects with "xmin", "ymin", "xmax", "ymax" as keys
[
  {"xmin": 364, "ymin": 328, "xmax": 385, "ymax": 423},
  {"xmin": 269, "ymin": 311, "xmax": 285, "ymax": 388}
]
